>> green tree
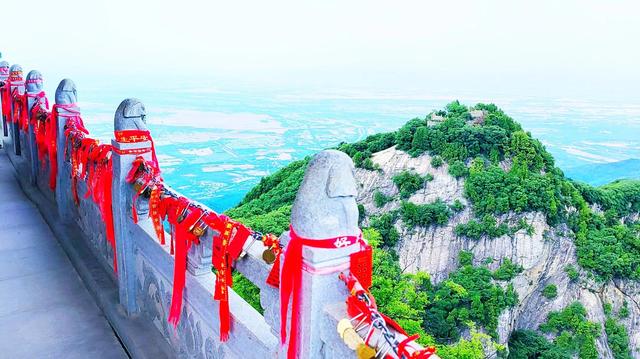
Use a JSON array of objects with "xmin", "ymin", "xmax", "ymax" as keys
[
  {"xmin": 542, "ymin": 284, "xmax": 558, "ymax": 299},
  {"xmin": 449, "ymin": 160, "xmax": 469, "ymax": 178},
  {"xmin": 431, "ymin": 156, "xmax": 444, "ymax": 168}
]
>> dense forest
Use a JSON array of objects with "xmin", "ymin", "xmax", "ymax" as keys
[{"xmin": 226, "ymin": 101, "xmax": 639, "ymax": 358}]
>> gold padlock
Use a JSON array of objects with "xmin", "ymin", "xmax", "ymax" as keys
[
  {"xmin": 191, "ymin": 224, "xmax": 206, "ymax": 237},
  {"xmin": 262, "ymin": 248, "xmax": 277, "ymax": 264},
  {"xmin": 337, "ymin": 318, "xmax": 365, "ymax": 350},
  {"xmin": 133, "ymin": 179, "xmax": 146, "ymax": 194},
  {"xmin": 355, "ymin": 344, "xmax": 376, "ymax": 359}
]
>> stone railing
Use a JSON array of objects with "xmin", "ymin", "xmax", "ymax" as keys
[{"xmin": 0, "ymin": 61, "xmax": 434, "ymax": 359}]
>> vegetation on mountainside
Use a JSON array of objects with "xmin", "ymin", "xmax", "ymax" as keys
[
  {"xmin": 369, "ymin": 212, "xmax": 400, "ymax": 247},
  {"xmin": 542, "ymin": 284, "xmax": 558, "ymax": 299},
  {"xmin": 575, "ymin": 179, "xmax": 640, "ymax": 218},
  {"xmin": 431, "ymin": 156, "xmax": 444, "ymax": 168},
  {"xmin": 423, "ymin": 251, "xmax": 518, "ymax": 342},
  {"xmin": 565, "ymin": 265, "xmax": 580, "ymax": 282},
  {"xmin": 226, "ymin": 101, "xmax": 637, "ymax": 358},
  {"xmin": 605, "ymin": 318, "xmax": 633, "ymax": 359},
  {"xmin": 393, "ymin": 170, "xmax": 433, "ymax": 198},
  {"xmin": 400, "ymin": 200, "xmax": 452, "ymax": 228},
  {"xmin": 455, "ymin": 215, "xmax": 534, "ymax": 240},
  {"xmin": 492, "ymin": 258, "xmax": 524, "ymax": 281},
  {"xmin": 508, "ymin": 302, "xmax": 600, "ymax": 359},
  {"xmin": 373, "ymin": 190, "xmax": 393, "ymax": 207}
]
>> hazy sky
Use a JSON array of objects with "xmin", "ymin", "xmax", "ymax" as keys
[{"xmin": 3, "ymin": 0, "xmax": 639, "ymax": 99}]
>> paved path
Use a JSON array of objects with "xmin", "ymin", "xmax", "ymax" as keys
[{"xmin": 0, "ymin": 151, "xmax": 129, "ymax": 358}]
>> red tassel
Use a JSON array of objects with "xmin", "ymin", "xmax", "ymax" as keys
[
  {"xmin": 266, "ymin": 254, "xmax": 280, "ymax": 288},
  {"xmin": 349, "ymin": 244, "xmax": 372, "ymax": 290}
]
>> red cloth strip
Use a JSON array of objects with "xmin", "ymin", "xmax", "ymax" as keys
[
  {"xmin": 27, "ymin": 92, "xmax": 50, "ymax": 165},
  {"xmin": 280, "ymin": 226, "xmax": 362, "ymax": 359},
  {"xmin": 167, "ymin": 199, "xmax": 201, "ymax": 326},
  {"xmin": 48, "ymin": 103, "xmax": 81, "ymax": 190},
  {"xmin": 112, "ymin": 147, "xmax": 151, "ymax": 156},
  {"xmin": 114, "ymin": 129, "xmax": 159, "ymax": 169}
]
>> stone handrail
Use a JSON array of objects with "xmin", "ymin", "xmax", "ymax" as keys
[{"xmin": 0, "ymin": 62, "xmax": 434, "ymax": 359}]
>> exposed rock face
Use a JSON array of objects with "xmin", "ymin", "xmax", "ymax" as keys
[{"xmin": 354, "ymin": 146, "xmax": 640, "ymax": 358}]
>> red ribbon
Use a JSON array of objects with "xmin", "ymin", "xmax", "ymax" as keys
[
  {"xmin": 210, "ymin": 215, "xmax": 233, "ymax": 341},
  {"xmin": 11, "ymin": 90, "xmax": 28, "ymax": 130},
  {"xmin": 149, "ymin": 185, "xmax": 166, "ymax": 245},
  {"xmin": 0, "ymin": 83, "xmax": 9, "ymax": 118},
  {"xmin": 49, "ymin": 103, "xmax": 81, "ymax": 190},
  {"xmin": 208, "ymin": 215, "xmax": 251, "ymax": 341},
  {"xmin": 27, "ymin": 92, "xmax": 50, "ymax": 164},
  {"xmin": 92, "ymin": 145, "xmax": 117, "ymax": 272},
  {"xmin": 64, "ymin": 116, "xmax": 90, "ymax": 205},
  {"xmin": 61, "ymin": 110, "xmax": 117, "ymax": 272},
  {"xmin": 2, "ymin": 77, "xmax": 24, "ymax": 124},
  {"xmin": 115, "ymin": 129, "xmax": 159, "ymax": 169},
  {"xmin": 167, "ymin": 198, "xmax": 201, "ymax": 326},
  {"xmin": 280, "ymin": 226, "xmax": 363, "ymax": 359}
]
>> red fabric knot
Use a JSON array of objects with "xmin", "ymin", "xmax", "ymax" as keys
[
  {"xmin": 114, "ymin": 129, "xmax": 159, "ymax": 169},
  {"xmin": 280, "ymin": 226, "xmax": 364, "ymax": 359}
]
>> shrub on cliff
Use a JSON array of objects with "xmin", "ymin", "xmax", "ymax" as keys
[
  {"xmin": 373, "ymin": 190, "xmax": 393, "ymax": 207},
  {"xmin": 605, "ymin": 318, "xmax": 632, "ymax": 359},
  {"xmin": 539, "ymin": 302, "xmax": 600, "ymax": 359},
  {"xmin": 400, "ymin": 200, "xmax": 452, "ymax": 228},
  {"xmin": 424, "ymin": 252, "xmax": 519, "ymax": 342},
  {"xmin": 542, "ymin": 284, "xmax": 558, "ymax": 299},
  {"xmin": 393, "ymin": 170, "xmax": 430, "ymax": 198}
]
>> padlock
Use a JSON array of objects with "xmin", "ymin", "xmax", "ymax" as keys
[{"xmin": 262, "ymin": 248, "xmax": 277, "ymax": 264}]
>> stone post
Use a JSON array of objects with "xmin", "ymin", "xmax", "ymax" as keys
[
  {"xmin": 0, "ymin": 61, "xmax": 8, "ymax": 137},
  {"xmin": 111, "ymin": 98, "xmax": 152, "ymax": 315},
  {"xmin": 54, "ymin": 79, "xmax": 77, "ymax": 223},
  {"xmin": 25, "ymin": 70, "xmax": 44, "ymax": 185},
  {"xmin": 187, "ymin": 231, "xmax": 214, "ymax": 276},
  {"xmin": 8, "ymin": 64, "xmax": 24, "ymax": 155},
  {"xmin": 282, "ymin": 150, "xmax": 362, "ymax": 358}
]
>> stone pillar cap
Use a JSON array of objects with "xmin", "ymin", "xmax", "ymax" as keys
[
  {"xmin": 0, "ymin": 61, "xmax": 8, "ymax": 81},
  {"xmin": 55, "ymin": 79, "xmax": 77, "ymax": 105},
  {"xmin": 9, "ymin": 64, "xmax": 22, "ymax": 74},
  {"xmin": 291, "ymin": 150, "xmax": 359, "ymax": 239},
  {"xmin": 114, "ymin": 98, "xmax": 147, "ymax": 131},
  {"xmin": 25, "ymin": 70, "xmax": 44, "ymax": 93}
]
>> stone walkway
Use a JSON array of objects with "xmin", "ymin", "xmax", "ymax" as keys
[{"xmin": 0, "ymin": 151, "xmax": 129, "ymax": 358}]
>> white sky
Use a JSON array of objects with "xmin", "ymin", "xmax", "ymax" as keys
[{"xmin": 3, "ymin": 0, "xmax": 640, "ymax": 99}]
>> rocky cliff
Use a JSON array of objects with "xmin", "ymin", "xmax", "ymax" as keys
[{"xmin": 354, "ymin": 145, "xmax": 640, "ymax": 358}]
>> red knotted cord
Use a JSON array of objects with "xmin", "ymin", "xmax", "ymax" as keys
[
  {"xmin": 27, "ymin": 92, "xmax": 50, "ymax": 165},
  {"xmin": 280, "ymin": 226, "xmax": 364, "ymax": 359},
  {"xmin": 49, "ymin": 103, "xmax": 81, "ymax": 190}
]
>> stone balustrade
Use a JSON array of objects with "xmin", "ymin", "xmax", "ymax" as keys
[{"xmin": 0, "ymin": 62, "xmax": 432, "ymax": 359}]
